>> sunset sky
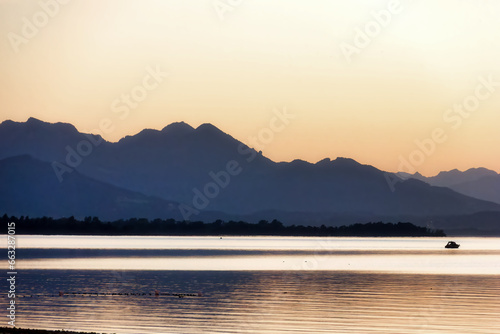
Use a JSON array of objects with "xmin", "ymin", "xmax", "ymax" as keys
[{"xmin": 1, "ymin": 0, "xmax": 499, "ymax": 175}]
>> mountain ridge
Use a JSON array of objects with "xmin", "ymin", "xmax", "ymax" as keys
[
  {"xmin": 1, "ymin": 117, "xmax": 499, "ymax": 233},
  {"xmin": 399, "ymin": 168, "xmax": 500, "ymax": 205}
]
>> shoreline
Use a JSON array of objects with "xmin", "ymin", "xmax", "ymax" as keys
[{"xmin": 0, "ymin": 328, "xmax": 111, "ymax": 334}]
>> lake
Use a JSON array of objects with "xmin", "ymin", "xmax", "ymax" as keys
[{"xmin": 3, "ymin": 236, "xmax": 500, "ymax": 333}]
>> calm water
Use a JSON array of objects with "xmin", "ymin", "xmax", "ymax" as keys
[{"xmin": 2, "ymin": 236, "xmax": 500, "ymax": 333}]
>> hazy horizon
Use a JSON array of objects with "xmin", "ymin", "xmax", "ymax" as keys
[{"xmin": 1, "ymin": 0, "xmax": 499, "ymax": 175}]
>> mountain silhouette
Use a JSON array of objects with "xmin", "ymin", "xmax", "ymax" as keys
[
  {"xmin": 423, "ymin": 168, "xmax": 497, "ymax": 187},
  {"xmin": 1, "ymin": 118, "xmax": 499, "ymax": 232},
  {"xmin": 0, "ymin": 155, "xmax": 184, "ymax": 221},
  {"xmin": 399, "ymin": 168, "xmax": 500, "ymax": 205}
]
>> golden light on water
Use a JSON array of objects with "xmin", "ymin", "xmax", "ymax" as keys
[
  {"xmin": 4, "ymin": 236, "xmax": 500, "ymax": 333},
  {"xmin": 6, "ymin": 236, "xmax": 500, "ymax": 275},
  {"xmin": 15, "ymin": 253, "xmax": 500, "ymax": 275}
]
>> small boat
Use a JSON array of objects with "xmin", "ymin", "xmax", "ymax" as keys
[{"xmin": 445, "ymin": 241, "xmax": 460, "ymax": 249}]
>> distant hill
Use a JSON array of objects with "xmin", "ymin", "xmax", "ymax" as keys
[
  {"xmin": 0, "ymin": 117, "xmax": 109, "ymax": 163},
  {"xmin": 1, "ymin": 118, "xmax": 500, "ymax": 234},
  {"xmin": 451, "ymin": 175, "xmax": 500, "ymax": 204},
  {"xmin": 0, "ymin": 155, "xmax": 183, "ymax": 221},
  {"xmin": 399, "ymin": 168, "xmax": 500, "ymax": 205}
]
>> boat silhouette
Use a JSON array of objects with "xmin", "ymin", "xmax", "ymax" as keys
[{"xmin": 445, "ymin": 241, "xmax": 460, "ymax": 249}]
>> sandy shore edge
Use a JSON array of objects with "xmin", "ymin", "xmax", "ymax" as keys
[{"xmin": 0, "ymin": 328, "xmax": 111, "ymax": 334}]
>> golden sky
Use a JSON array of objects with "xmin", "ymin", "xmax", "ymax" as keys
[{"xmin": 1, "ymin": 0, "xmax": 499, "ymax": 175}]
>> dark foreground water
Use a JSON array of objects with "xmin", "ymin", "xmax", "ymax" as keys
[{"xmin": 3, "ymin": 236, "xmax": 500, "ymax": 333}]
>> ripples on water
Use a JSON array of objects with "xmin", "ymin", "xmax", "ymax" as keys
[
  {"xmin": 4, "ymin": 236, "xmax": 500, "ymax": 333},
  {"xmin": 14, "ymin": 270, "xmax": 500, "ymax": 334}
]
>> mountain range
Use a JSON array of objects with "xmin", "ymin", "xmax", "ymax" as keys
[
  {"xmin": 1, "ymin": 117, "xmax": 499, "ymax": 234},
  {"xmin": 398, "ymin": 169, "xmax": 500, "ymax": 205}
]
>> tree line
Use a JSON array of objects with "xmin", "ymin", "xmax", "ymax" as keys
[{"xmin": 1, "ymin": 214, "xmax": 446, "ymax": 237}]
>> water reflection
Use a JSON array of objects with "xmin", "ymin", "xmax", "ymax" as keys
[
  {"xmin": 4, "ymin": 236, "xmax": 500, "ymax": 275},
  {"xmin": 7, "ymin": 235, "xmax": 500, "ymax": 251},
  {"xmin": 14, "ymin": 270, "xmax": 500, "ymax": 334},
  {"xmin": 14, "ymin": 251, "xmax": 500, "ymax": 275},
  {"xmin": 5, "ymin": 236, "xmax": 500, "ymax": 333}
]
